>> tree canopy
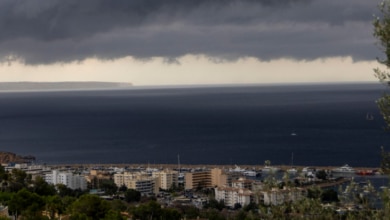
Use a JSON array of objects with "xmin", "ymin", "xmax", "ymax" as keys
[{"xmin": 374, "ymin": 0, "xmax": 390, "ymax": 173}]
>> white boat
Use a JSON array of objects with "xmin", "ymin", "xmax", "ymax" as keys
[
  {"xmin": 243, "ymin": 170, "xmax": 257, "ymax": 177},
  {"xmin": 332, "ymin": 164, "xmax": 355, "ymax": 173},
  {"xmin": 262, "ymin": 166, "xmax": 281, "ymax": 173},
  {"xmin": 287, "ymin": 153, "xmax": 297, "ymax": 174},
  {"xmin": 366, "ymin": 112, "xmax": 374, "ymax": 121},
  {"xmin": 229, "ymin": 165, "xmax": 246, "ymax": 173},
  {"xmin": 302, "ymin": 167, "xmax": 315, "ymax": 173},
  {"xmin": 287, "ymin": 167, "xmax": 298, "ymax": 174}
]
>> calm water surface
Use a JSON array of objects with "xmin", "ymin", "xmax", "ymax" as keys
[{"xmin": 0, "ymin": 83, "xmax": 389, "ymax": 167}]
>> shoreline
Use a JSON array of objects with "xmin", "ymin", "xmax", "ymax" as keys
[{"xmin": 46, "ymin": 163, "xmax": 381, "ymax": 172}]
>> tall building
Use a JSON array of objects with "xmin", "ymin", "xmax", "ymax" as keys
[
  {"xmin": 211, "ymin": 168, "xmax": 229, "ymax": 187},
  {"xmin": 45, "ymin": 170, "xmax": 87, "ymax": 190},
  {"xmin": 185, "ymin": 170, "xmax": 212, "ymax": 190},
  {"xmin": 152, "ymin": 170, "xmax": 178, "ymax": 190}
]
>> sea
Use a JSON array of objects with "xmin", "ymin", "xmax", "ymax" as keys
[{"xmin": 0, "ymin": 83, "xmax": 389, "ymax": 167}]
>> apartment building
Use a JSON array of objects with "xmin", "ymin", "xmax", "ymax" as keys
[
  {"xmin": 210, "ymin": 168, "xmax": 229, "ymax": 187},
  {"xmin": 185, "ymin": 170, "xmax": 212, "ymax": 190},
  {"xmin": 257, "ymin": 187, "xmax": 306, "ymax": 206},
  {"xmin": 152, "ymin": 170, "xmax": 178, "ymax": 190},
  {"xmin": 215, "ymin": 186, "xmax": 253, "ymax": 208},
  {"xmin": 231, "ymin": 177, "xmax": 254, "ymax": 189},
  {"xmin": 86, "ymin": 169, "xmax": 112, "ymax": 189},
  {"xmin": 114, "ymin": 172, "xmax": 159, "ymax": 195},
  {"xmin": 45, "ymin": 170, "xmax": 87, "ymax": 190}
]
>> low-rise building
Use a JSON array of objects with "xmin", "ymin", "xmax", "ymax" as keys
[
  {"xmin": 257, "ymin": 187, "xmax": 306, "ymax": 206},
  {"xmin": 232, "ymin": 177, "xmax": 254, "ymax": 189},
  {"xmin": 215, "ymin": 186, "xmax": 253, "ymax": 208}
]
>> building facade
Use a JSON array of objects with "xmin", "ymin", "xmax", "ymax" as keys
[
  {"xmin": 152, "ymin": 170, "xmax": 178, "ymax": 190},
  {"xmin": 185, "ymin": 171, "xmax": 212, "ymax": 190},
  {"xmin": 215, "ymin": 186, "xmax": 253, "ymax": 208},
  {"xmin": 257, "ymin": 187, "xmax": 306, "ymax": 206},
  {"xmin": 45, "ymin": 170, "xmax": 87, "ymax": 190},
  {"xmin": 114, "ymin": 172, "xmax": 159, "ymax": 195}
]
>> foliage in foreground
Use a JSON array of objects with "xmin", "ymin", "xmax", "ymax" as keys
[{"xmin": 0, "ymin": 167, "xmax": 389, "ymax": 220}]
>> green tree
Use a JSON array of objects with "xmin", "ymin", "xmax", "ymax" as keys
[
  {"xmin": 69, "ymin": 194, "xmax": 110, "ymax": 220},
  {"xmin": 203, "ymin": 198, "xmax": 225, "ymax": 211},
  {"xmin": 100, "ymin": 179, "xmax": 118, "ymax": 195},
  {"xmin": 374, "ymin": 0, "xmax": 390, "ymax": 173},
  {"xmin": 374, "ymin": 1, "xmax": 390, "ymax": 127},
  {"xmin": 8, "ymin": 169, "xmax": 30, "ymax": 192},
  {"xmin": 31, "ymin": 176, "xmax": 56, "ymax": 196},
  {"xmin": 321, "ymin": 189, "xmax": 339, "ymax": 203},
  {"xmin": 102, "ymin": 210, "xmax": 126, "ymax": 220},
  {"xmin": 174, "ymin": 205, "xmax": 200, "ymax": 219},
  {"xmin": 109, "ymin": 199, "xmax": 127, "ymax": 212},
  {"xmin": 199, "ymin": 208, "xmax": 226, "ymax": 220},
  {"xmin": 131, "ymin": 200, "xmax": 163, "ymax": 220},
  {"xmin": 8, "ymin": 188, "xmax": 45, "ymax": 219},
  {"xmin": 118, "ymin": 184, "xmax": 127, "ymax": 192},
  {"xmin": 124, "ymin": 189, "xmax": 141, "ymax": 203},
  {"xmin": 45, "ymin": 195, "xmax": 65, "ymax": 220},
  {"xmin": 57, "ymin": 184, "xmax": 86, "ymax": 198}
]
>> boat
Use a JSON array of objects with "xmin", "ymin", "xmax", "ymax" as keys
[
  {"xmin": 287, "ymin": 153, "xmax": 297, "ymax": 174},
  {"xmin": 243, "ymin": 170, "xmax": 257, "ymax": 177},
  {"xmin": 356, "ymin": 169, "xmax": 376, "ymax": 176},
  {"xmin": 229, "ymin": 165, "xmax": 246, "ymax": 173},
  {"xmin": 287, "ymin": 167, "xmax": 298, "ymax": 174},
  {"xmin": 366, "ymin": 112, "xmax": 374, "ymax": 121},
  {"xmin": 262, "ymin": 166, "xmax": 281, "ymax": 173},
  {"xmin": 332, "ymin": 164, "xmax": 355, "ymax": 174}
]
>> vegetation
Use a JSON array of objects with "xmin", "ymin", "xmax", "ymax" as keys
[
  {"xmin": 374, "ymin": 0, "xmax": 390, "ymax": 174},
  {"xmin": 0, "ymin": 165, "xmax": 389, "ymax": 219}
]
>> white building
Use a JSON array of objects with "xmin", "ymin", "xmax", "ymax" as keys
[
  {"xmin": 215, "ymin": 186, "xmax": 253, "ymax": 208},
  {"xmin": 114, "ymin": 172, "xmax": 159, "ymax": 195},
  {"xmin": 45, "ymin": 170, "xmax": 87, "ymax": 190},
  {"xmin": 152, "ymin": 170, "xmax": 178, "ymax": 190},
  {"xmin": 258, "ymin": 187, "xmax": 305, "ymax": 206}
]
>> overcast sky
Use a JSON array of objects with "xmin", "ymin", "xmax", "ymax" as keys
[{"xmin": 0, "ymin": 0, "xmax": 384, "ymax": 85}]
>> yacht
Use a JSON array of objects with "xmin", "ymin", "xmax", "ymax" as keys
[
  {"xmin": 243, "ymin": 170, "xmax": 257, "ymax": 177},
  {"xmin": 332, "ymin": 164, "xmax": 355, "ymax": 174},
  {"xmin": 287, "ymin": 167, "xmax": 298, "ymax": 174},
  {"xmin": 262, "ymin": 166, "xmax": 281, "ymax": 173}
]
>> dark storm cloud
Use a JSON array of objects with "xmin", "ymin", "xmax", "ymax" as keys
[{"xmin": 0, "ymin": 0, "xmax": 380, "ymax": 64}]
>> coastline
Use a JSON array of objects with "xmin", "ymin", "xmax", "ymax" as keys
[{"xmin": 46, "ymin": 163, "xmax": 381, "ymax": 172}]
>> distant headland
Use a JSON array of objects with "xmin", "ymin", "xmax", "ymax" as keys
[
  {"xmin": 0, "ymin": 151, "xmax": 35, "ymax": 164},
  {"xmin": 0, "ymin": 81, "xmax": 133, "ymax": 91}
]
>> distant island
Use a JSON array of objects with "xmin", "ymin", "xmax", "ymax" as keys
[{"xmin": 0, "ymin": 81, "xmax": 133, "ymax": 91}]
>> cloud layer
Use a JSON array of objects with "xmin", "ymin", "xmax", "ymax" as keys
[{"xmin": 0, "ymin": 0, "xmax": 380, "ymax": 64}]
